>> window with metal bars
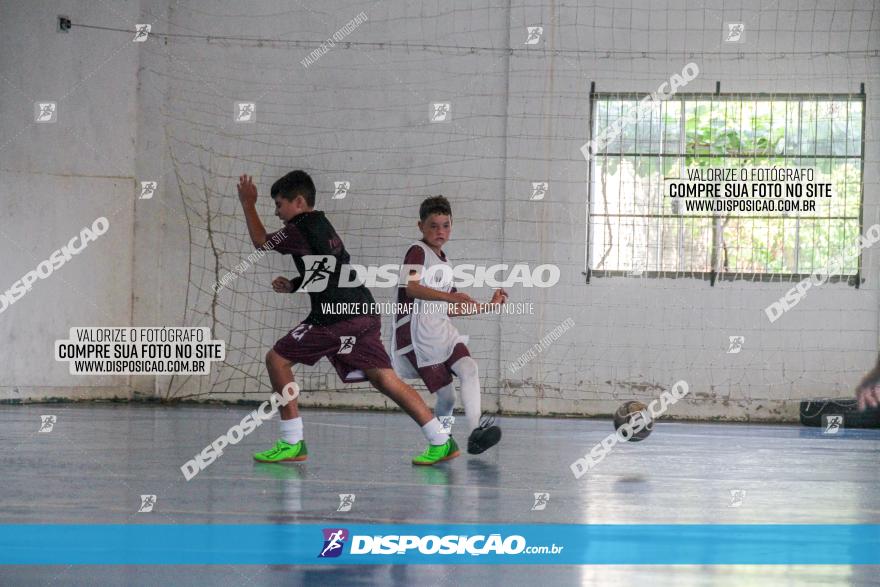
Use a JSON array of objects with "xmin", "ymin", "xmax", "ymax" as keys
[{"xmin": 586, "ymin": 93, "xmax": 865, "ymax": 284}]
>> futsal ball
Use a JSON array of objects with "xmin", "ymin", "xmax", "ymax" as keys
[{"xmin": 613, "ymin": 401, "xmax": 653, "ymax": 442}]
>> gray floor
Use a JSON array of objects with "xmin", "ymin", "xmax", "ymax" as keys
[{"xmin": 1, "ymin": 403, "xmax": 879, "ymax": 585}]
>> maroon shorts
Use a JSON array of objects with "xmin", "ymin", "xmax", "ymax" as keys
[
  {"xmin": 273, "ymin": 315, "xmax": 392, "ymax": 383},
  {"xmin": 404, "ymin": 342, "xmax": 470, "ymax": 393}
]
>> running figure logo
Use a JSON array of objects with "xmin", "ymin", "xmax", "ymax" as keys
[
  {"xmin": 333, "ymin": 181, "xmax": 350, "ymax": 199},
  {"xmin": 133, "ymin": 24, "xmax": 151, "ymax": 42},
  {"xmin": 337, "ymin": 494, "xmax": 355, "ymax": 512},
  {"xmin": 138, "ymin": 494, "xmax": 157, "ymax": 513},
  {"xmin": 531, "ymin": 492, "xmax": 550, "ymax": 511},
  {"xmin": 140, "ymin": 181, "xmax": 157, "ymax": 200},
  {"xmin": 439, "ymin": 416, "xmax": 454, "ymax": 433},
  {"xmin": 430, "ymin": 102, "xmax": 451, "ymax": 122},
  {"xmin": 530, "ymin": 181, "xmax": 548, "ymax": 201},
  {"xmin": 38, "ymin": 415, "xmax": 56, "ymax": 432},
  {"xmin": 297, "ymin": 255, "xmax": 337, "ymax": 292},
  {"xmin": 235, "ymin": 102, "xmax": 256, "ymax": 123},
  {"xmin": 725, "ymin": 23, "xmax": 745, "ymax": 43},
  {"xmin": 727, "ymin": 335, "xmax": 745, "ymax": 354},
  {"xmin": 823, "ymin": 414, "xmax": 844, "ymax": 435},
  {"xmin": 35, "ymin": 102, "xmax": 57, "ymax": 123},
  {"xmin": 338, "ymin": 336, "xmax": 356, "ymax": 355},
  {"xmin": 318, "ymin": 528, "xmax": 349, "ymax": 558},
  {"xmin": 728, "ymin": 489, "xmax": 746, "ymax": 508},
  {"xmin": 524, "ymin": 26, "xmax": 543, "ymax": 45}
]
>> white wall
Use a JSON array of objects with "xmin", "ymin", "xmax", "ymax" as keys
[
  {"xmin": 2, "ymin": 0, "xmax": 877, "ymax": 420},
  {"xmin": 0, "ymin": 0, "xmax": 140, "ymax": 402}
]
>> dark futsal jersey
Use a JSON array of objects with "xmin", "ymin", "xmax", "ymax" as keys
[{"xmin": 265, "ymin": 211, "xmax": 375, "ymax": 325}]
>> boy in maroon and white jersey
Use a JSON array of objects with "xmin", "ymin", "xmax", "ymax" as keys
[{"xmin": 392, "ymin": 196, "xmax": 507, "ymax": 454}]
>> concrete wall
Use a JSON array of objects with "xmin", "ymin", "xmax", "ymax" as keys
[
  {"xmin": 0, "ymin": 0, "xmax": 140, "ymax": 402},
  {"xmin": 2, "ymin": 0, "xmax": 877, "ymax": 421}
]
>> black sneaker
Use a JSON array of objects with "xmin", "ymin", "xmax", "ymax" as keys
[{"xmin": 467, "ymin": 416, "xmax": 502, "ymax": 454}]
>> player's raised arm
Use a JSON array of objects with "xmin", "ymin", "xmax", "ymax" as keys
[{"xmin": 237, "ymin": 174, "xmax": 268, "ymax": 248}]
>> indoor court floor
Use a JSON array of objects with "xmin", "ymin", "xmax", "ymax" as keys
[{"xmin": 2, "ymin": 403, "xmax": 878, "ymax": 585}]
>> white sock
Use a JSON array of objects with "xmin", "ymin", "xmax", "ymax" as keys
[
  {"xmin": 434, "ymin": 383, "xmax": 456, "ymax": 419},
  {"xmin": 280, "ymin": 416, "xmax": 303, "ymax": 444},
  {"xmin": 451, "ymin": 357, "xmax": 481, "ymax": 431},
  {"xmin": 421, "ymin": 418, "xmax": 450, "ymax": 445}
]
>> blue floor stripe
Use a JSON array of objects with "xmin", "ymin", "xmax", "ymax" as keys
[{"xmin": 1, "ymin": 524, "xmax": 878, "ymax": 565}]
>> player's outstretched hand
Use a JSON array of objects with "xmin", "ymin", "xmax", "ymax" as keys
[
  {"xmin": 856, "ymin": 360, "xmax": 880, "ymax": 410},
  {"xmin": 272, "ymin": 276, "xmax": 294, "ymax": 293},
  {"xmin": 490, "ymin": 288, "xmax": 509, "ymax": 305},
  {"xmin": 238, "ymin": 174, "xmax": 258, "ymax": 207},
  {"xmin": 449, "ymin": 291, "xmax": 478, "ymax": 306},
  {"xmin": 856, "ymin": 381, "xmax": 880, "ymax": 410}
]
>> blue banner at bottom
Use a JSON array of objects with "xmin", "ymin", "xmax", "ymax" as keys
[{"xmin": 1, "ymin": 524, "xmax": 878, "ymax": 565}]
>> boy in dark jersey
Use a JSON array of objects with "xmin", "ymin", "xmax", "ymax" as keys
[{"xmin": 237, "ymin": 170, "xmax": 459, "ymax": 465}]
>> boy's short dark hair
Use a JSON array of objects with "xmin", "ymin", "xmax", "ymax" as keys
[
  {"xmin": 419, "ymin": 195, "xmax": 452, "ymax": 222},
  {"xmin": 271, "ymin": 170, "xmax": 316, "ymax": 207}
]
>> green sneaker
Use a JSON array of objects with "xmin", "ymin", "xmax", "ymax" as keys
[
  {"xmin": 253, "ymin": 439, "xmax": 308, "ymax": 463},
  {"xmin": 412, "ymin": 437, "xmax": 460, "ymax": 466}
]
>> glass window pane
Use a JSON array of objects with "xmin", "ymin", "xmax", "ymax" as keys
[{"xmin": 589, "ymin": 96, "xmax": 863, "ymax": 276}]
